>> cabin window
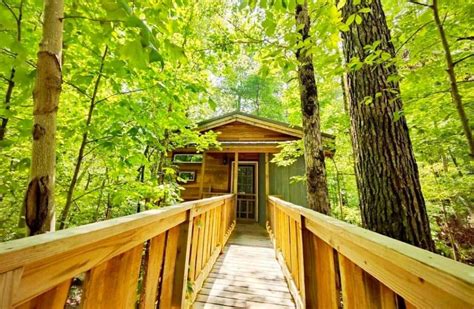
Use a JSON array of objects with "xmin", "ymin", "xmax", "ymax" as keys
[
  {"xmin": 178, "ymin": 171, "xmax": 196, "ymax": 182},
  {"xmin": 173, "ymin": 153, "xmax": 203, "ymax": 163}
]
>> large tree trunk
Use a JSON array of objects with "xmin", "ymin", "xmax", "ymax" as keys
[
  {"xmin": 24, "ymin": 0, "xmax": 64, "ymax": 235},
  {"xmin": 339, "ymin": 0, "xmax": 434, "ymax": 250},
  {"xmin": 295, "ymin": 1, "xmax": 330, "ymax": 214},
  {"xmin": 430, "ymin": 0, "xmax": 474, "ymax": 157}
]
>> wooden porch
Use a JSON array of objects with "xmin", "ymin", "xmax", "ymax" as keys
[{"xmin": 0, "ymin": 194, "xmax": 473, "ymax": 308}]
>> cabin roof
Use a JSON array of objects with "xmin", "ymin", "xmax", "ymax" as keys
[{"xmin": 197, "ymin": 111, "xmax": 335, "ymax": 140}]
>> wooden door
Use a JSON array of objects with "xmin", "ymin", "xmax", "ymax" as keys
[{"xmin": 236, "ymin": 165, "xmax": 257, "ymax": 220}]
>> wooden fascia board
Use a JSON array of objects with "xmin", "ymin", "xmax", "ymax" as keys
[{"xmin": 197, "ymin": 114, "xmax": 304, "ymax": 138}]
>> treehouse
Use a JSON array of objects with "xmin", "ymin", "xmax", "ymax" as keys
[
  {"xmin": 172, "ymin": 111, "xmax": 335, "ymax": 225},
  {"xmin": 0, "ymin": 113, "xmax": 472, "ymax": 308}
]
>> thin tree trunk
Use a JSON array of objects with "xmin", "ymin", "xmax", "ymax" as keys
[
  {"xmin": 255, "ymin": 81, "xmax": 260, "ymax": 115},
  {"xmin": 0, "ymin": 0, "xmax": 23, "ymax": 140},
  {"xmin": 1, "ymin": 69, "xmax": 15, "ymax": 140},
  {"xmin": 136, "ymin": 145, "xmax": 149, "ymax": 213},
  {"xmin": 339, "ymin": 0, "xmax": 434, "ymax": 250},
  {"xmin": 295, "ymin": 1, "xmax": 330, "ymax": 214},
  {"xmin": 24, "ymin": 0, "xmax": 64, "ymax": 235},
  {"xmin": 430, "ymin": 0, "xmax": 474, "ymax": 157},
  {"xmin": 441, "ymin": 199, "xmax": 459, "ymax": 261},
  {"xmin": 448, "ymin": 148, "xmax": 463, "ymax": 176},
  {"xmin": 94, "ymin": 177, "xmax": 107, "ymax": 221},
  {"xmin": 330, "ymin": 157, "xmax": 344, "ymax": 219},
  {"xmin": 59, "ymin": 45, "xmax": 108, "ymax": 229},
  {"xmin": 105, "ymin": 193, "xmax": 112, "ymax": 219}
]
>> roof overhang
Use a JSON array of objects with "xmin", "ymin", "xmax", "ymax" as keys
[
  {"xmin": 197, "ymin": 112, "xmax": 302, "ymax": 138},
  {"xmin": 197, "ymin": 111, "xmax": 335, "ymax": 140}
]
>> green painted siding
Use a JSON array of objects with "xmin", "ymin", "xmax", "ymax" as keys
[
  {"xmin": 269, "ymin": 155, "xmax": 307, "ymax": 207},
  {"xmin": 257, "ymin": 154, "xmax": 306, "ymax": 227}
]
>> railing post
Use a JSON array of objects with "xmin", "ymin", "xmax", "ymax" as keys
[{"xmin": 219, "ymin": 198, "xmax": 227, "ymax": 252}]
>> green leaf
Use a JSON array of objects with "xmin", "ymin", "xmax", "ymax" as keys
[
  {"xmin": 346, "ymin": 14, "xmax": 356, "ymax": 26},
  {"xmin": 165, "ymin": 41, "xmax": 186, "ymax": 62},
  {"xmin": 337, "ymin": 0, "xmax": 347, "ymax": 9},
  {"xmin": 120, "ymin": 39, "xmax": 148, "ymax": 69},
  {"xmin": 355, "ymin": 15, "xmax": 362, "ymax": 24},
  {"xmin": 338, "ymin": 23, "xmax": 350, "ymax": 32},
  {"xmin": 358, "ymin": 7, "xmax": 371, "ymax": 13}
]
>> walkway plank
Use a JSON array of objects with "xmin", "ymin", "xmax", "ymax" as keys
[{"xmin": 193, "ymin": 223, "xmax": 295, "ymax": 308}]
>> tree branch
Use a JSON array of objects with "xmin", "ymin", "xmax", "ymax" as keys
[
  {"xmin": 457, "ymin": 36, "xmax": 474, "ymax": 42},
  {"xmin": 408, "ymin": 0, "xmax": 433, "ymax": 8},
  {"xmin": 1, "ymin": 0, "xmax": 18, "ymax": 21},
  {"xmin": 95, "ymin": 82, "xmax": 165, "ymax": 104},
  {"xmin": 453, "ymin": 53, "xmax": 474, "ymax": 66},
  {"xmin": 396, "ymin": 21, "xmax": 433, "ymax": 54},
  {"xmin": 63, "ymin": 80, "xmax": 91, "ymax": 98},
  {"xmin": 61, "ymin": 14, "xmax": 123, "ymax": 23}
]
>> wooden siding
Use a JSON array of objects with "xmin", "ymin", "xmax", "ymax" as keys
[
  {"xmin": 202, "ymin": 121, "xmax": 300, "ymax": 141},
  {"xmin": 269, "ymin": 155, "xmax": 307, "ymax": 207},
  {"xmin": 178, "ymin": 153, "xmax": 261, "ymax": 201}
]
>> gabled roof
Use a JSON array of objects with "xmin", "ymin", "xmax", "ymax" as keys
[{"xmin": 197, "ymin": 111, "xmax": 335, "ymax": 140}]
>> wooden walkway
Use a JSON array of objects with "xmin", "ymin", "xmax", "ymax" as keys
[{"xmin": 193, "ymin": 223, "xmax": 295, "ymax": 308}]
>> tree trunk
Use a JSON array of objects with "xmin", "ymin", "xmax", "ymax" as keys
[
  {"xmin": 431, "ymin": 0, "xmax": 474, "ymax": 158},
  {"xmin": 24, "ymin": 0, "xmax": 64, "ymax": 235},
  {"xmin": 295, "ymin": 1, "xmax": 330, "ymax": 214},
  {"xmin": 339, "ymin": 0, "xmax": 434, "ymax": 250},
  {"xmin": 59, "ymin": 45, "xmax": 108, "ymax": 229}
]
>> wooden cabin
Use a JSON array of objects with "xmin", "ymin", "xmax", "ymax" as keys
[{"xmin": 172, "ymin": 112, "xmax": 335, "ymax": 225}]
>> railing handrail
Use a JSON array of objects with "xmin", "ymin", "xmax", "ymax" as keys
[
  {"xmin": 0, "ymin": 194, "xmax": 235, "ymax": 308},
  {"xmin": 267, "ymin": 195, "xmax": 474, "ymax": 308},
  {"xmin": 0, "ymin": 194, "xmax": 231, "ymax": 272}
]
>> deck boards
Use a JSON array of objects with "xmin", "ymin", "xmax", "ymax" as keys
[{"xmin": 193, "ymin": 223, "xmax": 295, "ymax": 308}]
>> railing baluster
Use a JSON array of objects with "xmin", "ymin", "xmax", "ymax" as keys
[
  {"xmin": 139, "ymin": 233, "xmax": 166, "ymax": 309},
  {"xmin": 303, "ymin": 231, "xmax": 339, "ymax": 308},
  {"xmin": 159, "ymin": 226, "xmax": 181, "ymax": 308},
  {"xmin": 339, "ymin": 253, "xmax": 388, "ymax": 309},
  {"xmin": 82, "ymin": 244, "xmax": 143, "ymax": 308},
  {"xmin": 188, "ymin": 215, "xmax": 200, "ymax": 282}
]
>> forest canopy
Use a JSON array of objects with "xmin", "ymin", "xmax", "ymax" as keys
[{"xmin": 0, "ymin": 0, "xmax": 472, "ymax": 263}]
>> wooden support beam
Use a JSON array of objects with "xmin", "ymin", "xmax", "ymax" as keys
[
  {"xmin": 233, "ymin": 152, "xmax": 239, "ymax": 194},
  {"xmin": 265, "ymin": 153, "xmax": 270, "ymax": 197},
  {"xmin": 199, "ymin": 152, "xmax": 207, "ymax": 199}
]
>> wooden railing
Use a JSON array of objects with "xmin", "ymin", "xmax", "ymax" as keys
[
  {"xmin": 267, "ymin": 196, "xmax": 474, "ymax": 309},
  {"xmin": 0, "ymin": 194, "xmax": 235, "ymax": 309}
]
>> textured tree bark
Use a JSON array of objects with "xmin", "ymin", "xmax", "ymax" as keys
[
  {"xmin": 24, "ymin": 0, "xmax": 63, "ymax": 235},
  {"xmin": 59, "ymin": 46, "xmax": 108, "ymax": 229},
  {"xmin": 430, "ymin": 0, "xmax": 474, "ymax": 158},
  {"xmin": 295, "ymin": 1, "xmax": 330, "ymax": 214},
  {"xmin": 339, "ymin": 0, "xmax": 434, "ymax": 250}
]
